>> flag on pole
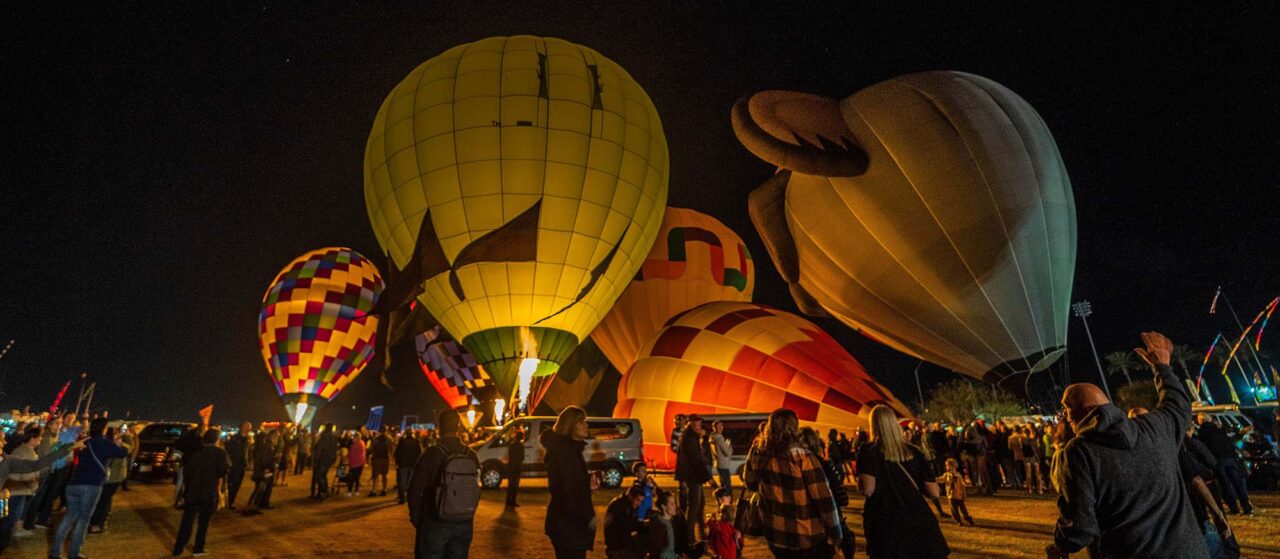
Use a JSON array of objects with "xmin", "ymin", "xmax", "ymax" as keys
[
  {"xmin": 198, "ymin": 405, "xmax": 213, "ymax": 425},
  {"xmin": 1209, "ymin": 286, "xmax": 1222, "ymax": 314},
  {"xmin": 49, "ymin": 379, "xmax": 71, "ymax": 414}
]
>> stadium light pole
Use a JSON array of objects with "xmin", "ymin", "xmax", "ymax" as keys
[
  {"xmin": 912, "ymin": 360, "xmax": 926, "ymax": 413},
  {"xmin": 1072, "ymin": 301, "xmax": 1112, "ymax": 400}
]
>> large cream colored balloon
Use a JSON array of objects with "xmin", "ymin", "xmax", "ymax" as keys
[
  {"xmin": 734, "ymin": 71, "xmax": 1076, "ymax": 387},
  {"xmin": 364, "ymin": 36, "xmax": 668, "ymax": 399}
]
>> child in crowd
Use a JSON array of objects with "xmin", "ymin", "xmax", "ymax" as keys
[
  {"xmin": 706, "ymin": 504, "xmax": 742, "ymax": 559},
  {"xmin": 940, "ymin": 458, "xmax": 975, "ymax": 526},
  {"xmin": 712, "ymin": 486, "xmax": 733, "ymax": 512},
  {"xmin": 632, "ymin": 463, "xmax": 659, "ymax": 520}
]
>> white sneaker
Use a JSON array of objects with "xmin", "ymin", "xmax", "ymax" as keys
[{"xmin": 13, "ymin": 529, "xmax": 31, "ymax": 538}]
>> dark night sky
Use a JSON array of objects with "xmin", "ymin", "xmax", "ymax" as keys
[{"xmin": 3, "ymin": 4, "xmax": 1279, "ymax": 426}]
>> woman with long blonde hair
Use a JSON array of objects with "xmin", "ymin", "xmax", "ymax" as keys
[{"xmin": 856, "ymin": 405, "xmax": 949, "ymax": 558}]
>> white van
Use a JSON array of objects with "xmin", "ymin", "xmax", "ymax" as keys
[
  {"xmin": 700, "ymin": 413, "xmax": 768, "ymax": 478},
  {"xmin": 472, "ymin": 416, "xmax": 644, "ymax": 490}
]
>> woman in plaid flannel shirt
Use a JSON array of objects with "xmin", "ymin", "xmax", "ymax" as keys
[{"xmin": 743, "ymin": 409, "xmax": 842, "ymax": 559}]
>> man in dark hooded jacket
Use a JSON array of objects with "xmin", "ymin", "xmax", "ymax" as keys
[
  {"xmin": 674, "ymin": 414, "xmax": 712, "ymax": 538},
  {"xmin": 1046, "ymin": 332, "xmax": 1207, "ymax": 559}
]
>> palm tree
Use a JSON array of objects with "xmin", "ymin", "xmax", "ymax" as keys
[
  {"xmin": 1104, "ymin": 351, "xmax": 1140, "ymax": 385},
  {"xmin": 1171, "ymin": 344, "xmax": 1198, "ymax": 377}
]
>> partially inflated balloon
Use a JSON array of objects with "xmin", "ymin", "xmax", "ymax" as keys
[
  {"xmin": 734, "ymin": 71, "xmax": 1076, "ymax": 388},
  {"xmin": 615, "ymin": 301, "xmax": 910, "ymax": 469},
  {"xmin": 258, "ymin": 248, "xmax": 383, "ymax": 426},
  {"xmin": 415, "ymin": 326, "xmax": 492, "ymax": 410},
  {"xmin": 364, "ymin": 36, "xmax": 668, "ymax": 404},
  {"xmin": 591, "ymin": 208, "xmax": 754, "ymax": 372},
  {"xmin": 539, "ymin": 338, "xmax": 619, "ymax": 413}
]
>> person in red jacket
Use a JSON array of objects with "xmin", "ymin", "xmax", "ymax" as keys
[{"xmin": 706, "ymin": 504, "xmax": 743, "ymax": 559}]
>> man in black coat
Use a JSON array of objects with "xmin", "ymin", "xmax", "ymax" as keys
[
  {"xmin": 674, "ymin": 414, "xmax": 711, "ymax": 538},
  {"xmin": 224, "ymin": 422, "xmax": 251, "ymax": 509},
  {"xmin": 1047, "ymin": 332, "xmax": 1208, "ymax": 559},
  {"xmin": 505, "ymin": 428, "xmax": 525, "ymax": 509},
  {"xmin": 311, "ymin": 424, "xmax": 338, "ymax": 500},
  {"xmin": 603, "ymin": 486, "xmax": 646, "ymax": 559},
  {"xmin": 394, "ymin": 430, "xmax": 422, "ymax": 505},
  {"xmin": 1196, "ymin": 416, "xmax": 1254, "ymax": 515},
  {"xmin": 172, "ymin": 428, "xmax": 229, "ymax": 556}
]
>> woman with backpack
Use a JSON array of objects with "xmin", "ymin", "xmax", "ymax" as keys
[
  {"xmin": 543, "ymin": 406, "xmax": 597, "ymax": 559},
  {"xmin": 857, "ymin": 405, "xmax": 949, "ymax": 559}
]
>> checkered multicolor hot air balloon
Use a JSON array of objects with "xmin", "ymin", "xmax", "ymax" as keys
[
  {"xmin": 258, "ymin": 247, "xmax": 383, "ymax": 426},
  {"xmin": 615, "ymin": 301, "xmax": 910, "ymax": 469},
  {"xmin": 415, "ymin": 326, "xmax": 492, "ymax": 410}
]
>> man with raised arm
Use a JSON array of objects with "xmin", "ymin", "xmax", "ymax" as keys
[{"xmin": 1047, "ymin": 332, "xmax": 1207, "ymax": 559}]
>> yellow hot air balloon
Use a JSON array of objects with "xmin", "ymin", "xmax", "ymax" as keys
[
  {"xmin": 616, "ymin": 301, "xmax": 910, "ymax": 469},
  {"xmin": 733, "ymin": 71, "xmax": 1076, "ymax": 389},
  {"xmin": 591, "ymin": 207, "xmax": 754, "ymax": 372},
  {"xmin": 364, "ymin": 36, "xmax": 668, "ymax": 410}
]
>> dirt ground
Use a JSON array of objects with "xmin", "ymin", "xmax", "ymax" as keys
[{"xmin": 9, "ymin": 474, "xmax": 1278, "ymax": 558}]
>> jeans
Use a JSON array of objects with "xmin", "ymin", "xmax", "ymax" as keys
[
  {"xmin": 1215, "ymin": 458, "xmax": 1253, "ymax": 513},
  {"xmin": 505, "ymin": 467, "xmax": 521, "ymax": 506},
  {"xmin": 173, "ymin": 501, "xmax": 216, "ymax": 554},
  {"xmin": 684, "ymin": 482, "xmax": 704, "ymax": 536},
  {"xmin": 246, "ymin": 478, "xmax": 271, "ymax": 510},
  {"xmin": 717, "ymin": 468, "xmax": 732, "ymax": 492},
  {"xmin": 949, "ymin": 497, "xmax": 973, "ymax": 523},
  {"xmin": 313, "ymin": 461, "xmax": 332, "ymax": 497},
  {"xmin": 347, "ymin": 465, "xmax": 364, "ymax": 493},
  {"xmin": 90, "ymin": 482, "xmax": 121, "ymax": 527},
  {"xmin": 0, "ymin": 494, "xmax": 32, "ymax": 552},
  {"xmin": 294, "ymin": 453, "xmax": 308, "ymax": 476},
  {"xmin": 397, "ymin": 466, "xmax": 414, "ymax": 502},
  {"xmin": 260, "ymin": 476, "xmax": 275, "ymax": 507},
  {"xmin": 52, "ymin": 484, "xmax": 103, "ymax": 558},
  {"xmin": 227, "ymin": 466, "xmax": 246, "ymax": 505},
  {"xmin": 414, "ymin": 519, "xmax": 473, "ymax": 559}
]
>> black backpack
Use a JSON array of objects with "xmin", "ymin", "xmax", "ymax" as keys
[{"xmin": 433, "ymin": 449, "xmax": 481, "ymax": 522}]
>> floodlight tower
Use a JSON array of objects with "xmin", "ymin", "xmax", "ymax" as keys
[{"xmin": 1072, "ymin": 301, "xmax": 1112, "ymax": 400}]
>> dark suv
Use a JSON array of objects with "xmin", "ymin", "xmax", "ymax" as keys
[{"xmin": 131, "ymin": 422, "xmax": 195, "ymax": 481}]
